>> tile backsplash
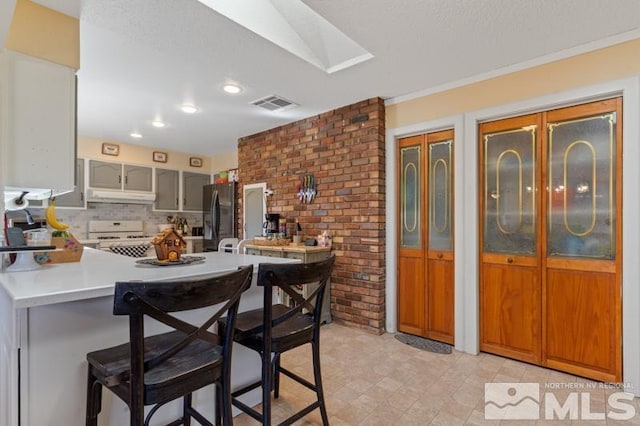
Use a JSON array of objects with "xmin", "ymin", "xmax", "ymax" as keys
[{"xmin": 29, "ymin": 203, "xmax": 203, "ymax": 239}]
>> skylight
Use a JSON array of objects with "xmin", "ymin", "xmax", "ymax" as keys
[{"xmin": 197, "ymin": 0, "xmax": 373, "ymax": 74}]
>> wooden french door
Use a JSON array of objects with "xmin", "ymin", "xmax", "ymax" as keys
[
  {"xmin": 479, "ymin": 98, "xmax": 622, "ymax": 382},
  {"xmin": 398, "ymin": 130, "xmax": 454, "ymax": 344},
  {"xmin": 479, "ymin": 114, "xmax": 542, "ymax": 364}
]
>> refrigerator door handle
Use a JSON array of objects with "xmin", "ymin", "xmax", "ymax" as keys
[{"xmin": 212, "ymin": 190, "xmax": 220, "ymax": 242}]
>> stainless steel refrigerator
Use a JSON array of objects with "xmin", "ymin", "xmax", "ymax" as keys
[{"xmin": 203, "ymin": 182, "xmax": 236, "ymax": 251}]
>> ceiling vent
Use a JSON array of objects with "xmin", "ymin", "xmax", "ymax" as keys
[{"xmin": 251, "ymin": 95, "xmax": 298, "ymax": 112}]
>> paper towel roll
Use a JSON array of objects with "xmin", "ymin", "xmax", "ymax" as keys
[{"xmin": 5, "ymin": 193, "xmax": 29, "ymax": 211}]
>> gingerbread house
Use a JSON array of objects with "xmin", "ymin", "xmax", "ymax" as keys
[{"xmin": 151, "ymin": 228, "xmax": 186, "ymax": 261}]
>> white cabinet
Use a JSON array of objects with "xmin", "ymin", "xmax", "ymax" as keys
[
  {"xmin": 55, "ymin": 158, "xmax": 85, "ymax": 208},
  {"xmin": 182, "ymin": 172, "xmax": 210, "ymax": 211},
  {"xmin": 1, "ymin": 50, "xmax": 76, "ymax": 198},
  {"xmin": 155, "ymin": 168, "xmax": 179, "ymax": 211},
  {"xmin": 89, "ymin": 160, "xmax": 152, "ymax": 192}
]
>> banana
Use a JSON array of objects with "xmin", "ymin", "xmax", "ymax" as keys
[{"xmin": 45, "ymin": 201, "xmax": 70, "ymax": 230}]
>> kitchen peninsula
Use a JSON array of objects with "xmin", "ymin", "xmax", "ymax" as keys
[{"xmin": 0, "ymin": 248, "xmax": 298, "ymax": 426}]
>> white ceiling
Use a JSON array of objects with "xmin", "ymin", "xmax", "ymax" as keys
[{"xmin": 31, "ymin": 0, "xmax": 640, "ymax": 157}]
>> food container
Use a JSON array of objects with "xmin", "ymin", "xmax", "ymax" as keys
[
  {"xmin": 36, "ymin": 232, "xmax": 83, "ymax": 264},
  {"xmin": 23, "ymin": 228, "xmax": 51, "ymax": 246}
]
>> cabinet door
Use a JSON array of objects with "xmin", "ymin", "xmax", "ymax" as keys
[
  {"xmin": 543, "ymin": 98, "xmax": 621, "ymax": 382},
  {"xmin": 191, "ymin": 239, "xmax": 203, "ymax": 253},
  {"xmin": 155, "ymin": 168, "xmax": 179, "ymax": 211},
  {"xmin": 56, "ymin": 159, "xmax": 85, "ymax": 208},
  {"xmin": 479, "ymin": 114, "xmax": 542, "ymax": 364},
  {"xmin": 426, "ymin": 134, "xmax": 454, "ymax": 344},
  {"xmin": 397, "ymin": 136, "xmax": 426, "ymax": 336},
  {"xmin": 1, "ymin": 51, "xmax": 76, "ymax": 195},
  {"xmin": 89, "ymin": 160, "xmax": 121, "ymax": 189},
  {"xmin": 123, "ymin": 165, "xmax": 152, "ymax": 191},
  {"xmin": 183, "ymin": 172, "xmax": 211, "ymax": 211}
]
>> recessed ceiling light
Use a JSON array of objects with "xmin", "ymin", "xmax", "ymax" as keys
[
  {"xmin": 152, "ymin": 120, "xmax": 166, "ymax": 128},
  {"xmin": 223, "ymin": 84, "xmax": 242, "ymax": 94},
  {"xmin": 130, "ymin": 132, "xmax": 142, "ymax": 138},
  {"xmin": 181, "ymin": 104, "xmax": 199, "ymax": 114}
]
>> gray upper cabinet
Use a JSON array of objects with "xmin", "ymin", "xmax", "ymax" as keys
[
  {"xmin": 123, "ymin": 165, "xmax": 152, "ymax": 192},
  {"xmin": 89, "ymin": 160, "xmax": 152, "ymax": 192},
  {"xmin": 155, "ymin": 168, "xmax": 179, "ymax": 211},
  {"xmin": 56, "ymin": 158, "xmax": 85, "ymax": 208},
  {"xmin": 182, "ymin": 172, "xmax": 211, "ymax": 211},
  {"xmin": 89, "ymin": 160, "xmax": 121, "ymax": 189}
]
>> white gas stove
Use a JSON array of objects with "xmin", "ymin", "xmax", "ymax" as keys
[{"xmin": 88, "ymin": 220, "xmax": 155, "ymax": 257}]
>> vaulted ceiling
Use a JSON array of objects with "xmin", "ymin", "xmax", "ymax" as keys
[{"xmin": 31, "ymin": 0, "xmax": 640, "ymax": 156}]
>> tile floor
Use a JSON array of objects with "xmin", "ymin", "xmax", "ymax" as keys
[{"xmin": 233, "ymin": 323, "xmax": 640, "ymax": 425}]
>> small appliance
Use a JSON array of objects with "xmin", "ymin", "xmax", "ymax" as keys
[{"xmin": 262, "ymin": 214, "xmax": 280, "ymax": 236}]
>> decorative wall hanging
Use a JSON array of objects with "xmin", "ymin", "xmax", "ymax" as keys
[
  {"xmin": 153, "ymin": 151, "xmax": 168, "ymax": 163},
  {"xmin": 297, "ymin": 174, "xmax": 316, "ymax": 204},
  {"xmin": 102, "ymin": 143, "xmax": 119, "ymax": 156}
]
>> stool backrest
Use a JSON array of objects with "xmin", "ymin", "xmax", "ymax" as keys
[
  {"xmin": 257, "ymin": 256, "xmax": 335, "ymax": 334},
  {"xmin": 218, "ymin": 237, "xmax": 239, "ymax": 253},
  {"xmin": 113, "ymin": 265, "xmax": 253, "ymax": 380}
]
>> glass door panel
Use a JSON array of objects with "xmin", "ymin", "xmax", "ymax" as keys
[
  {"xmin": 547, "ymin": 113, "xmax": 616, "ymax": 259},
  {"xmin": 483, "ymin": 127, "xmax": 537, "ymax": 255},
  {"xmin": 428, "ymin": 140, "xmax": 453, "ymax": 251},
  {"xmin": 400, "ymin": 145, "xmax": 421, "ymax": 249}
]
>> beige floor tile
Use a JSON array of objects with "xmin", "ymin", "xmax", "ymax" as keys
[{"xmin": 231, "ymin": 323, "xmax": 639, "ymax": 425}]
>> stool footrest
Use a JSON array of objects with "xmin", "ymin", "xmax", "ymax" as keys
[
  {"xmin": 279, "ymin": 366, "xmax": 316, "ymax": 391},
  {"xmin": 231, "ymin": 397, "xmax": 263, "ymax": 422},
  {"xmin": 279, "ymin": 401, "xmax": 321, "ymax": 426},
  {"xmin": 231, "ymin": 379, "xmax": 262, "ymax": 398}
]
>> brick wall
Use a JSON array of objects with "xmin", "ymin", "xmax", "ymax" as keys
[{"xmin": 238, "ymin": 98, "xmax": 386, "ymax": 333}]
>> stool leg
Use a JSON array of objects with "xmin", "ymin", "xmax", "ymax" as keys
[
  {"xmin": 261, "ymin": 352, "xmax": 272, "ymax": 426},
  {"xmin": 85, "ymin": 368, "xmax": 102, "ymax": 426},
  {"xmin": 273, "ymin": 353, "xmax": 281, "ymax": 399},
  {"xmin": 183, "ymin": 394, "xmax": 192, "ymax": 426},
  {"xmin": 214, "ymin": 383, "xmax": 221, "ymax": 426},
  {"xmin": 220, "ymin": 380, "xmax": 233, "ymax": 426},
  {"xmin": 311, "ymin": 341, "xmax": 329, "ymax": 425}
]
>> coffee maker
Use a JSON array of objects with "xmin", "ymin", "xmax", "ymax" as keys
[{"xmin": 262, "ymin": 214, "xmax": 280, "ymax": 236}]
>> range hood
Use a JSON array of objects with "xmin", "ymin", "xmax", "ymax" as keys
[{"xmin": 86, "ymin": 189, "xmax": 156, "ymax": 204}]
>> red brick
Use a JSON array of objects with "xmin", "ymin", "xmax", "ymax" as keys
[{"xmin": 238, "ymin": 98, "xmax": 385, "ymax": 333}]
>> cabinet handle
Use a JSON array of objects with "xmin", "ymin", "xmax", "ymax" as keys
[
  {"xmin": 118, "ymin": 175, "xmax": 121, "ymax": 184},
  {"xmin": 80, "ymin": 191, "xmax": 84, "ymax": 202},
  {"xmin": 125, "ymin": 176, "xmax": 128, "ymax": 185},
  {"xmin": 507, "ymin": 257, "xmax": 514, "ymax": 264},
  {"xmin": 437, "ymin": 252, "xmax": 443, "ymax": 259}
]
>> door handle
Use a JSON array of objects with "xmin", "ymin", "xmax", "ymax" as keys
[
  {"xmin": 437, "ymin": 252, "xmax": 443, "ymax": 259},
  {"xmin": 506, "ymin": 257, "xmax": 514, "ymax": 264}
]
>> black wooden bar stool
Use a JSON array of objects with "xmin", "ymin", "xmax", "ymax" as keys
[
  {"xmin": 220, "ymin": 256, "xmax": 336, "ymax": 425},
  {"xmin": 85, "ymin": 265, "xmax": 253, "ymax": 426}
]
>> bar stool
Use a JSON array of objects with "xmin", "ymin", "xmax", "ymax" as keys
[
  {"xmin": 85, "ymin": 265, "xmax": 253, "ymax": 426},
  {"xmin": 218, "ymin": 238, "xmax": 239, "ymax": 253},
  {"xmin": 220, "ymin": 256, "xmax": 336, "ymax": 425}
]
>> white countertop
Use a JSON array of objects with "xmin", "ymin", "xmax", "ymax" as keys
[{"xmin": 0, "ymin": 248, "xmax": 296, "ymax": 310}]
